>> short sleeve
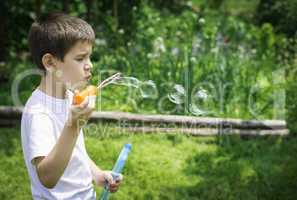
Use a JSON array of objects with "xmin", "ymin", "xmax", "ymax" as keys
[{"xmin": 26, "ymin": 113, "xmax": 56, "ymax": 165}]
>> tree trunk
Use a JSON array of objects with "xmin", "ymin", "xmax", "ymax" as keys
[
  {"xmin": 85, "ymin": 0, "xmax": 93, "ymax": 21},
  {"xmin": 113, "ymin": 0, "xmax": 118, "ymax": 28},
  {"xmin": 62, "ymin": 0, "xmax": 70, "ymax": 13},
  {"xmin": 0, "ymin": 2, "xmax": 9, "ymax": 62}
]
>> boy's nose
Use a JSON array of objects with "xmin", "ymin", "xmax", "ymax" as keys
[{"xmin": 84, "ymin": 62, "xmax": 93, "ymax": 70}]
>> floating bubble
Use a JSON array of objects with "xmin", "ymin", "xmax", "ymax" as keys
[
  {"xmin": 111, "ymin": 76, "xmax": 140, "ymax": 88},
  {"xmin": 195, "ymin": 88, "xmax": 208, "ymax": 99},
  {"xmin": 190, "ymin": 87, "xmax": 214, "ymax": 116},
  {"xmin": 168, "ymin": 84, "xmax": 185, "ymax": 105},
  {"xmin": 139, "ymin": 80, "xmax": 158, "ymax": 99},
  {"xmin": 109, "ymin": 76, "xmax": 158, "ymax": 99},
  {"xmin": 189, "ymin": 103, "xmax": 207, "ymax": 116},
  {"xmin": 168, "ymin": 84, "xmax": 215, "ymax": 116}
]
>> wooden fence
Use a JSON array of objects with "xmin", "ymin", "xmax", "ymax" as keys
[{"xmin": 0, "ymin": 106, "xmax": 289, "ymax": 136}]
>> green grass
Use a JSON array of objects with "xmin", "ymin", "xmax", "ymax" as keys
[{"xmin": 1, "ymin": 126, "xmax": 297, "ymax": 199}]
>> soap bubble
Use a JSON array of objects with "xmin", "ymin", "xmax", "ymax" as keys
[
  {"xmin": 139, "ymin": 80, "xmax": 158, "ymax": 99},
  {"xmin": 190, "ymin": 87, "xmax": 215, "ymax": 116},
  {"xmin": 111, "ymin": 76, "xmax": 158, "ymax": 99},
  {"xmin": 111, "ymin": 76, "xmax": 140, "ymax": 88},
  {"xmin": 168, "ymin": 84, "xmax": 186, "ymax": 105}
]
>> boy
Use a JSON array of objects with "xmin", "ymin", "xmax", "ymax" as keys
[{"xmin": 21, "ymin": 12, "xmax": 122, "ymax": 199}]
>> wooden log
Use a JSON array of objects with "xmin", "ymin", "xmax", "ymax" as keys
[
  {"xmin": 0, "ymin": 106, "xmax": 287, "ymax": 131},
  {"xmin": 0, "ymin": 106, "xmax": 23, "ymax": 118},
  {"xmin": 0, "ymin": 119, "xmax": 20, "ymax": 128},
  {"xmin": 119, "ymin": 127, "xmax": 289, "ymax": 137},
  {"xmin": 90, "ymin": 111, "xmax": 286, "ymax": 130}
]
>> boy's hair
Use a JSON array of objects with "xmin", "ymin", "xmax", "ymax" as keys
[{"xmin": 28, "ymin": 12, "xmax": 95, "ymax": 72}]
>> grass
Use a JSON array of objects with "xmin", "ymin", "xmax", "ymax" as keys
[{"xmin": 1, "ymin": 126, "xmax": 297, "ymax": 199}]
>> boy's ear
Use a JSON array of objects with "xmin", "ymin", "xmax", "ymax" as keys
[{"xmin": 41, "ymin": 53, "xmax": 57, "ymax": 73}]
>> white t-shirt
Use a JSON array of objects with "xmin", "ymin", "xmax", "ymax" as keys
[{"xmin": 21, "ymin": 88, "xmax": 96, "ymax": 200}]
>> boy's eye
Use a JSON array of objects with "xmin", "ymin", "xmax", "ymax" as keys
[{"xmin": 76, "ymin": 58, "xmax": 84, "ymax": 61}]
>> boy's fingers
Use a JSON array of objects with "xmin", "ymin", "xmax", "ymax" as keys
[
  {"xmin": 104, "ymin": 172, "xmax": 115, "ymax": 185},
  {"xmin": 104, "ymin": 172, "xmax": 122, "ymax": 193},
  {"xmin": 115, "ymin": 174, "xmax": 123, "ymax": 183},
  {"xmin": 79, "ymin": 96, "xmax": 89, "ymax": 108},
  {"xmin": 109, "ymin": 182, "xmax": 120, "ymax": 190},
  {"xmin": 110, "ymin": 179, "xmax": 121, "ymax": 186},
  {"xmin": 108, "ymin": 184, "xmax": 119, "ymax": 192},
  {"xmin": 72, "ymin": 96, "xmax": 88, "ymax": 109},
  {"xmin": 109, "ymin": 183, "xmax": 118, "ymax": 188},
  {"xmin": 109, "ymin": 188, "xmax": 117, "ymax": 193},
  {"xmin": 73, "ymin": 98, "xmax": 90, "ymax": 115},
  {"xmin": 109, "ymin": 187, "xmax": 118, "ymax": 193}
]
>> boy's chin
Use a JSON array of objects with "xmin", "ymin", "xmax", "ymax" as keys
[{"xmin": 69, "ymin": 80, "xmax": 88, "ymax": 91}]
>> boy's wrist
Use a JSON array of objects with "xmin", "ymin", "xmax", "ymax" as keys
[
  {"xmin": 94, "ymin": 170, "xmax": 103, "ymax": 186},
  {"xmin": 95, "ymin": 170, "xmax": 110, "ymax": 187},
  {"xmin": 65, "ymin": 118, "xmax": 82, "ymax": 135},
  {"xmin": 66, "ymin": 116, "xmax": 87, "ymax": 127}
]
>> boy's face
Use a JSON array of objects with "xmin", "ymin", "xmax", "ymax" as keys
[{"xmin": 56, "ymin": 40, "xmax": 93, "ymax": 90}]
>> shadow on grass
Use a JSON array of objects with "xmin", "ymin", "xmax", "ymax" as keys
[
  {"xmin": 161, "ymin": 135, "xmax": 297, "ymax": 200},
  {"xmin": 0, "ymin": 126, "xmax": 31, "ymax": 199},
  {"xmin": 0, "ymin": 126, "xmax": 21, "ymax": 156}
]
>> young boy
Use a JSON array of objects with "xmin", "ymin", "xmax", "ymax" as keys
[{"xmin": 21, "ymin": 12, "xmax": 122, "ymax": 199}]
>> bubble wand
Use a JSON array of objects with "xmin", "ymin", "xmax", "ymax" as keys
[
  {"xmin": 99, "ymin": 143, "xmax": 132, "ymax": 200},
  {"xmin": 73, "ymin": 72, "xmax": 122, "ymax": 105}
]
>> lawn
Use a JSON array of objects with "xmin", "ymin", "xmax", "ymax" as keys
[{"xmin": 1, "ymin": 126, "xmax": 297, "ymax": 200}]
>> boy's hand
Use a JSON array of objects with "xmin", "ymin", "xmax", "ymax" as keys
[
  {"xmin": 96, "ymin": 170, "xmax": 123, "ymax": 193},
  {"xmin": 67, "ymin": 91, "xmax": 95, "ymax": 128}
]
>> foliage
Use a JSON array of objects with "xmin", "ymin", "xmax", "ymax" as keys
[
  {"xmin": 0, "ymin": 0, "xmax": 295, "ymax": 122},
  {"xmin": 256, "ymin": 0, "xmax": 297, "ymax": 37}
]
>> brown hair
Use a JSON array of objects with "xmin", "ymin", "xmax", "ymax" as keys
[{"xmin": 28, "ymin": 12, "xmax": 95, "ymax": 72}]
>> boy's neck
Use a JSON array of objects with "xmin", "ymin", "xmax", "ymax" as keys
[{"xmin": 38, "ymin": 74, "xmax": 67, "ymax": 100}]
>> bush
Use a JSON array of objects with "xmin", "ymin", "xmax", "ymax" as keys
[
  {"xmin": 286, "ymin": 53, "xmax": 297, "ymax": 134},
  {"xmin": 90, "ymin": 2, "xmax": 287, "ymax": 120},
  {"xmin": 255, "ymin": 0, "xmax": 297, "ymax": 37},
  {"xmin": 1, "ymin": 0, "xmax": 293, "ymax": 122}
]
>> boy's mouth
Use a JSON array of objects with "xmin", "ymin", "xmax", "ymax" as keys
[{"xmin": 85, "ymin": 74, "xmax": 92, "ymax": 81}]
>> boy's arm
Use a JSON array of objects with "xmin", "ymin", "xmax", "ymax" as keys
[
  {"xmin": 33, "ymin": 122, "xmax": 80, "ymax": 188},
  {"xmin": 88, "ymin": 156, "xmax": 104, "ymax": 185},
  {"xmin": 33, "ymin": 98, "xmax": 93, "ymax": 189}
]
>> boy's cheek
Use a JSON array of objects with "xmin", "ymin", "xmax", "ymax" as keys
[
  {"xmin": 60, "ymin": 67, "xmax": 86, "ymax": 88},
  {"xmin": 70, "ymin": 79, "xmax": 88, "ymax": 90},
  {"xmin": 65, "ymin": 69, "xmax": 82, "ymax": 82}
]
